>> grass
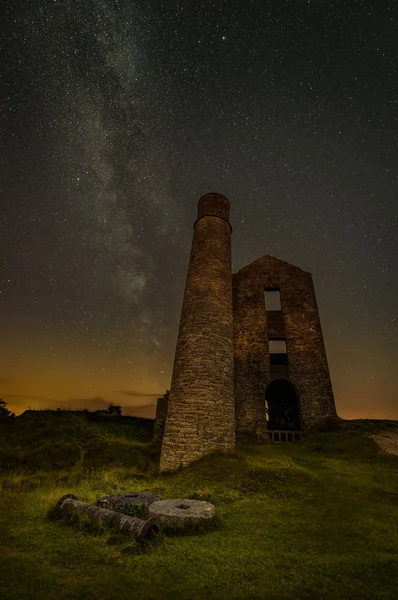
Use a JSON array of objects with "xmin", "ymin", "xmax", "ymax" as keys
[{"xmin": 1, "ymin": 411, "xmax": 398, "ymax": 600}]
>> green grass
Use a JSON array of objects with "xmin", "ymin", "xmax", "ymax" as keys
[{"xmin": 1, "ymin": 412, "xmax": 398, "ymax": 600}]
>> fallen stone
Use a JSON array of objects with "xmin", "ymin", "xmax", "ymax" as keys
[
  {"xmin": 97, "ymin": 491, "xmax": 162, "ymax": 514},
  {"xmin": 56, "ymin": 494, "xmax": 161, "ymax": 540},
  {"xmin": 148, "ymin": 499, "xmax": 216, "ymax": 533}
]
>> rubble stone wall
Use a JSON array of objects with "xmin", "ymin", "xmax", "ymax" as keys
[{"xmin": 233, "ymin": 255, "xmax": 336, "ymax": 439}]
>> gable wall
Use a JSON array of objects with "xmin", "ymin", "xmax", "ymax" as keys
[{"xmin": 232, "ymin": 256, "xmax": 336, "ymax": 439}]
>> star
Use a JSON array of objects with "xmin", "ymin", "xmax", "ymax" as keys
[{"xmin": 0, "ymin": 0, "xmax": 396, "ymax": 421}]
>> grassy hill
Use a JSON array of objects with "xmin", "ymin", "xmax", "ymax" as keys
[{"xmin": 0, "ymin": 411, "xmax": 398, "ymax": 600}]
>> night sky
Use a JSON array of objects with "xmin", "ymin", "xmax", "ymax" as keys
[{"xmin": 1, "ymin": 1, "xmax": 397, "ymax": 420}]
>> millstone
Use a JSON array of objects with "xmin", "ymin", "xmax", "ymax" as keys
[
  {"xmin": 97, "ymin": 491, "xmax": 162, "ymax": 514},
  {"xmin": 148, "ymin": 499, "xmax": 216, "ymax": 532}
]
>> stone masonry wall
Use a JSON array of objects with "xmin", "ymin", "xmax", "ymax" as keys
[
  {"xmin": 153, "ymin": 392, "xmax": 169, "ymax": 447},
  {"xmin": 159, "ymin": 193, "xmax": 235, "ymax": 472},
  {"xmin": 233, "ymin": 255, "xmax": 336, "ymax": 439}
]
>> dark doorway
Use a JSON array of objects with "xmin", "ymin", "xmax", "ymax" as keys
[{"xmin": 265, "ymin": 379, "xmax": 301, "ymax": 431}]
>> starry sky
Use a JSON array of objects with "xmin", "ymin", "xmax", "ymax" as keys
[{"xmin": 1, "ymin": 1, "xmax": 397, "ymax": 420}]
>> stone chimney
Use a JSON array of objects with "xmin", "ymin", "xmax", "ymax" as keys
[{"xmin": 159, "ymin": 193, "xmax": 235, "ymax": 472}]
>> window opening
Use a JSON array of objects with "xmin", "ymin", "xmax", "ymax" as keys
[
  {"xmin": 264, "ymin": 289, "xmax": 281, "ymax": 311},
  {"xmin": 269, "ymin": 339, "xmax": 288, "ymax": 365}
]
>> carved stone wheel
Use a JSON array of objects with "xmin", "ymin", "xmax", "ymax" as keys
[{"xmin": 148, "ymin": 499, "xmax": 216, "ymax": 533}]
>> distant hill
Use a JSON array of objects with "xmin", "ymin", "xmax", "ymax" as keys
[{"xmin": 0, "ymin": 409, "xmax": 155, "ymax": 472}]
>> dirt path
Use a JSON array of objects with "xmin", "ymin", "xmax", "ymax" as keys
[{"xmin": 371, "ymin": 430, "xmax": 398, "ymax": 457}]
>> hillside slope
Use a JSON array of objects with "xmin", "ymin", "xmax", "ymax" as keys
[{"xmin": 1, "ymin": 412, "xmax": 398, "ymax": 600}]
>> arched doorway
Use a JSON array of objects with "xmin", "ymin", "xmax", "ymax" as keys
[{"xmin": 265, "ymin": 379, "xmax": 301, "ymax": 431}]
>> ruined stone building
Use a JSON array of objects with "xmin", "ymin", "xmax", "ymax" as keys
[{"xmin": 155, "ymin": 193, "xmax": 336, "ymax": 472}]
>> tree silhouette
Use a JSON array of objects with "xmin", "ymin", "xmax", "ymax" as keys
[{"xmin": 0, "ymin": 399, "xmax": 15, "ymax": 419}]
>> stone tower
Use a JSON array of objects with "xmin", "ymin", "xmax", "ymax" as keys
[{"xmin": 159, "ymin": 193, "xmax": 236, "ymax": 472}]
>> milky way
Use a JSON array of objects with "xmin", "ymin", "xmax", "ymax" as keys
[{"xmin": 1, "ymin": 1, "xmax": 397, "ymax": 418}]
